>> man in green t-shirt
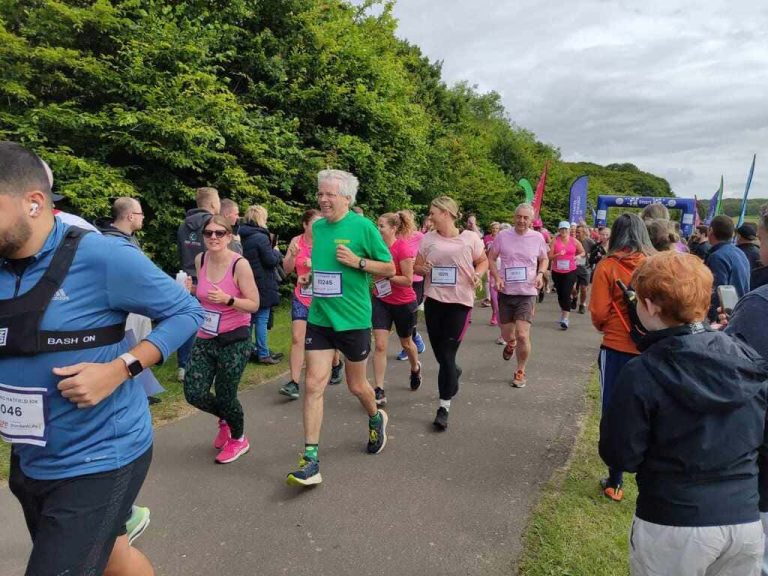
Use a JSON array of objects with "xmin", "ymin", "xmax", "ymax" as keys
[{"xmin": 286, "ymin": 169, "xmax": 395, "ymax": 487}]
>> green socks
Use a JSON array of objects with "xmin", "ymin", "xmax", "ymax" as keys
[
  {"xmin": 369, "ymin": 411, "xmax": 382, "ymax": 427},
  {"xmin": 304, "ymin": 444, "xmax": 318, "ymax": 461}
]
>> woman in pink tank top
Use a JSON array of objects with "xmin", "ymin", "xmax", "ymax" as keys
[
  {"xmin": 184, "ymin": 215, "xmax": 260, "ymax": 464},
  {"xmin": 279, "ymin": 209, "xmax": 341, "ymax": 399},
  {"xmin": 548, "ymin": 221, "xmax": 585, "ymax": 329}
]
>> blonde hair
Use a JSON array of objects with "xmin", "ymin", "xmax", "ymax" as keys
[
  {"xmin": 244, "ymin": 205, "xmax": 268, "ymax": 228},
  {"xmin": 430, "ymin": 196, "xmax": 460, "ymax": 221},
  {"xmin": 196, "ymin": 187, "xmax": 219, "ymax": 209},
  {"xmin": 380, "ymin": 211, "xmax": 416, "ymax": 237}
]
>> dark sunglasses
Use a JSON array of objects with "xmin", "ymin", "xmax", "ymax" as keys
[{"xmin": 203, "ymin": 229, "xmax": 228, "ymax": 239}]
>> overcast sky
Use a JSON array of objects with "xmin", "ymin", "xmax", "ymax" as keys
[{"xmin": 372, "ymin": 0, "xmax": 767, "ymax": 200}]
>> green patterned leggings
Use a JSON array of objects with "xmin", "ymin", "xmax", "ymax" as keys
[{"xmin": 183, "ymin": 337, "xmax": 251, "ymax": 439}]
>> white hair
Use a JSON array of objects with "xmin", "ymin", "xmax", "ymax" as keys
[
  {"xmin": 515, "ymin": 203, "xmax": 534, "ymax": 215},
  {"xmin": 500, "ymin": 223, "xmax": 512, "ymax": 230},
  {"xmin": 317, "ymin": 169, "xmax": 359, "ymax": 206}
]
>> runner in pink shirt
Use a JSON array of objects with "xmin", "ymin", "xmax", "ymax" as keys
[
  {"xmin": 371, "ymin": 212, "xmax": 423, "ymax": 406},
  {"xmin": 548, "ymin": 221, "xmax": 585, "ymax": 330},
  {"xmin": 395, "ymin": 211, "xmax": 427, "ymax": 361},
  {"xmin": 416, "ymin": 196, "xmax": 488, "ymax": 431},
  {"xmin": 488, "ymin": 204, "xmax": 549, "ymax": 387}
]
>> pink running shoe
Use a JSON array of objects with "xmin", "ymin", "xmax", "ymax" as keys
[
  {"xmin": 215, "ymin": 436, "xmax": 250, "ymax": 464},
  {"xmin": 214, "ymin": 420, "xmax": 231, "ymax": 450}
]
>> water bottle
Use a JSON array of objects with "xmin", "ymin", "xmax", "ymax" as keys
[{"xmin": 175, "ymin": 270, "xmax": 188, "ymax": 287}]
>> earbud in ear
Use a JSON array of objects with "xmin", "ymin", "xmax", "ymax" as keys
[{"xmin": 30, "ymin": 202, "xmax": 40, "ymax": 215}]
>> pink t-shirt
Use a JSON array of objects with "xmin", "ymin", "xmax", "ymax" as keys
[
  {"xmin": 292, "ymin": 234, "xmax": 313, "ymax": 307},
  {"xmin": 551, "ymin": 236, "xmax": 578, "ymax": 274},
  {"xmin": 375, "ymin": 238, "xmax": 417, "ymax": 305},
  {"xmin": 403, "ymin": 231, "xmax": 425, "ymax": 282},
  {"xmin": 420, "ymin": 230, "xmax": 485, "ymax": 308},
  {"xmin": 490, "ymin": 229, "xmax": 548, "ymax": 296},
  {"xmin": 196, "ymin": 253, "xmax": 251, "ymax": 339},
  {"xmin": 538, "ymin": 228, "xmax": 551, "ymax": 245}
]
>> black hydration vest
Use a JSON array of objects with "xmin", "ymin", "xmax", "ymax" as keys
[{"xmin": 0, "ymin": 227, "xmax": 125, "ymax": 357}]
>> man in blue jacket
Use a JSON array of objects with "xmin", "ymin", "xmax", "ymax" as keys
[
  {"xmin": 0, "ymin": 142, "xmax": 204, "ymax": 576},
  {"xmin": 705, "ymin": 214, "xmax": 750, "ymax": 320},
  {"xmin": 600, "ymin": 252, "xmax": 768, "ymax": 576}
]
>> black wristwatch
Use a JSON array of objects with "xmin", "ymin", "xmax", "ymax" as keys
[
  {"xmin": 119, "ymin": 353, "xmax": 144, "ymax": 378},
  {"xmin": 227, "ymin": 296, "xmax": 236, "ymax": 307},
  {"xmin": 358, "ymin": 258, "xmax": 367, "ymax": 270}
]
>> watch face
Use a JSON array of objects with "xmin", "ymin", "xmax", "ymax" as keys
[{"xmin": 127, "ymin": 360, "xmax": 143, "ymax": 377}]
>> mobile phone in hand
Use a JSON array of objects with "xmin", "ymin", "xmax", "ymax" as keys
[{"xmin": 717, "ymin": 285, "xmax": 739, "ymax": 314}]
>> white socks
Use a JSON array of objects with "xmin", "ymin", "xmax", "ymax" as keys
[{"xmin": 439, "ymin": 399, "xmax": 451, "ymax": 411}]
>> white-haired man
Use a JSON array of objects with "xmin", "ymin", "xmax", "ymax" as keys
[
  {"xmin": 286, "ymin": 170, "xmax": 395, "ymax": 486},
  {"xmin": 488, "ymin": 204, "xmax": 549, "ymax": 388}
]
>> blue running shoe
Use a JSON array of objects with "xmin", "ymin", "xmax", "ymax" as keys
[
  {"xmin": 396, "ymin": 349, "xmax": 408, "ymax": 361},
  {"xmin": 286, "ymin": 457, "xmax": 322, "ymax": 487},
  {"xmin": 413, "ymin": 332, "xmax": 426, "ymax": 354}
]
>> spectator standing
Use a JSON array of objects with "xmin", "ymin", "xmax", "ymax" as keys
[
  {"xmin": 705, "ymin": 215, "xmax": 750, "ymax": 320},
  {"xmin": 590, "ymin": 213, "xmax": 654, "ymax": 501},
  {"xmin": 240, "ymin": 205, "xmax": 283, "ymax": 365},
  {"xmin": 736, "ymin": 223, "xmax": 762, "ymax": 270},
  {"xmin": 95, "ymin": 197, "xmax": 144, "ymax": 248},
  {"xmin": 600, "ymin": 252, "xmax": 768, "ymax": 576},
  {"xmin": 751, "ymin": 205, "xmax": 768, "ymax": 290},
  {"xmin": 588, "ymin": 226, "xmax": 610, "ymax": 270},
  {"xmin": 176, "ymin": 187, "xmax": 220, "ymax": 381},
  {"xmin": 220, "ymin": 198, "xmax": 243, "ymax": 255},
  {"xmin": 688, "ymin": 224, "xmax": 711, "ymax": 260}
]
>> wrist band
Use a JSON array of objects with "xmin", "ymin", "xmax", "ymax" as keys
[{"xmin": 227, "ymin": 297, "xmax": 235, "ymax": 307}]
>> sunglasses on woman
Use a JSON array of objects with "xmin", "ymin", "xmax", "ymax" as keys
[{"xmin": 203, "ymin": 229, "xmax": 228, "ymax": 239}]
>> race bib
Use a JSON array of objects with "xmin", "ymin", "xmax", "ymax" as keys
[
  {"xmin": 375, "ymin": 278, "xmax": 393, "ymax": 298},
  {"xmin": 312, "ymin": 271, "xmax": 343, "ymax": 297},
  {"xmin": 0, "ymin": 384, "xmax": 48, "ymax": 447},
  {"xmin": 299, "ymin": 284, "xmax": 313, "ymax": 297},
  {"xmin": 431, "ymin": 266, "xmax": 457, "ymax": 286},
  {"xmin": 504, "ymin": 267, "xmax": 527, "ymax": 283},
  {"xmin": 556, "ymin": 259, "xmax": 571, "ymax": 271},
  {"xmin": 202, "ymin": 310, "xmax": 222, "ymax": 335}
]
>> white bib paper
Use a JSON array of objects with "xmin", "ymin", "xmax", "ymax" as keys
[
  {"xmin": 556, "ymin": 259, "xmax": 571, "ymax": 271},
  {"xmin": 202, "ymin": 310, "xmax": 222, "ymax": 335},
  {"xmin": 504, "ymin": 267, "xmax": 527, "ymax": 283},
  {"xmin": 299, "ymin": 284, "xmax": 313, "ymax": 297},
  {"xmin": 0, "ymin": 384, "xmax": 48, "ymax": 447},
  {"xmin": 312, "ymin": 271, "xmax": 343, "ymax": 297},
  {"xmin": 431, "ymin": 266, "xmax": 458, "ymax": 286},
  {"xmin": 375, "ymin": 278, "xmax": 393, "ymax": 298}
]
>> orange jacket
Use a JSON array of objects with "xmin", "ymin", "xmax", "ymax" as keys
[{"xmin": 589, "ymin": 251, "xmax": 647, "ymax": 355}]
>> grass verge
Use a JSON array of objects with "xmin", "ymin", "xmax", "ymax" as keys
[
  {"xmin": 0, "ymin": 305, "xmax": 292, "ymax": 481},
  {"xmin": 517, "ymin": 371, "xmax": 637, "ymax": 576}
]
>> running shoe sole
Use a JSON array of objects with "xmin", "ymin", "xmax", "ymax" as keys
[
  {"xmin": 215, "ymin": 444, "xmax": 250, "ymax": 464},
  {"xmin": 286, "ymin": 472, "xmax": 323, "ymax": 487},
  {"xmin": 375, "ymin": 396, "xmax": 387, "ymax": 407},
  {"xmin": 127, "ymin": 511, "xmax": 151, "ymax": 546},
  {"xmin": 279, "ymin": 387, "xmax": 299, "ymax": 400}
]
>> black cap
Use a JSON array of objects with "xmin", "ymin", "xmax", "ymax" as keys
[{"xmin": 736, "ymin": 223, "xmax": 757, "ymax": 241}]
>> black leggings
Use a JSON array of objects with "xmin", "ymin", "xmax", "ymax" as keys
[
  {"xmin": 424, "ymin": 298, "xmax": 472, "ymax": 401},
  {"xmin": 551, "ymin": 271, "xmax": 577, "ymax": 312}
]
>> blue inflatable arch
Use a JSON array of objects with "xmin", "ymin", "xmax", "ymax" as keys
[{"xmin": 595, "ymin": 196, "xmax": 697, "ymax": 238}]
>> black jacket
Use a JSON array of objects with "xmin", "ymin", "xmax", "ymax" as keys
[
  {"xmin": 94, "ymin": 217, "xmax": 141, "ymax": 248},
  {"xmin": 177, "ymin": 209, "xmax": 213, "ymax": 277},
  {"xmin": 240, "ymin": 223, "xmax": 281, "ymax": 309},
  {"xmin": 689, "ymin": 240, "xmax": 711, "ymax": 260},
  {"xmin": 600, "ymin": 324, "xmax": 768, "ymax": 526},
  {"xmin": 752, "ymin": 266, "xmax": 768, "ymax": 291},
  {"xmin": 738, "ymin": 243, "xmax": 762, "ymax": 270}
]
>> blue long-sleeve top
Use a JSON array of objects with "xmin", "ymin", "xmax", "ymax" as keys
[
  {"xmin": 705, "ymin": 241, "xmax": 750, "ymax": 320},
  {"xmin": 0, "ymin": 219, "xmax": 204, "ymax": 479}
]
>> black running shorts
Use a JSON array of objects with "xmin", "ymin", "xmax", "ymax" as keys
[
  {"xmin": 9, "ymin": 446, "xmax": 153, "ymax": 576},
  {"xmin": 305, "ymin": 323, "xmax": 371, "ymax": 362},
  {"xmin": 372, "ymin": 297, "xmax": 417, "ymax": 338}
]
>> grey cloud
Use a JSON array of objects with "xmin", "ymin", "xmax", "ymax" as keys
[{"xmin": 379, "ymin": 0, "xmax": 766, "ymax": 199}]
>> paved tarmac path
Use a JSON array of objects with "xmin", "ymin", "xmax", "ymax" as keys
[{"xmin": 0, "ymin": 297, "xmax": 601, "ymax": 576}]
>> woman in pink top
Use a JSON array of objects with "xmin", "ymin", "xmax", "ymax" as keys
[
  {"xmin": 394, "ymin": 210, "xmax": 427, "ymax": 361},
  {"xmin": 371, "ymin": 212, "xmax": 423, "ymax": 406},
  {"xmin": 415, "ymin": 196, "xmax": 488, "ymax": 431},
  {"xmin": 548, "ymin": 221, "xmax": 585, "ymax": 330},
  {"xmin": 185, "ymin": 216, "xmax": 260, "ymax": 464}
]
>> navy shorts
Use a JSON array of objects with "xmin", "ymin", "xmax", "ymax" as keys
[
  {"xmin": 10, "ymin": 446, "xmax": 153, "ymax": 576},
  {"xmin": 291, "ymin": 296, "xmax": 310, "ymax": 322}
]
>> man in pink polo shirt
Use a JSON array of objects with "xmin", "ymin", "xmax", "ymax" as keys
[{"xmin": 488, "ymin": 203, "xmax": 549, "ymax": 388}]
